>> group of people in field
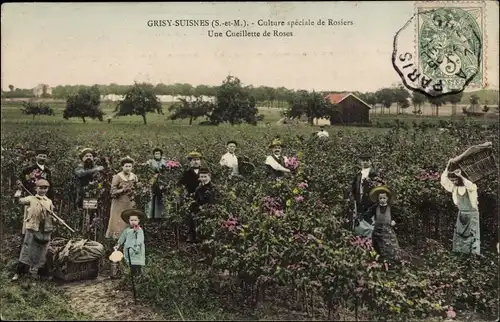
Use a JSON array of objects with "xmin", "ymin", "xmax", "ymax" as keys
[{"xmin": 7, "ymin": 131, "xmax": 481, "ymax": 281}]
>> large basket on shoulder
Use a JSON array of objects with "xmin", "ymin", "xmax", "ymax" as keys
[{"xmin": 452, "ymin": 144, "xmax": 497, "ymax": 183}]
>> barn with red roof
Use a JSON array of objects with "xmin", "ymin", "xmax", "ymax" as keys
[{"xmin": 323, "ymin": 92, "xmax": 372, "ymax": 125}]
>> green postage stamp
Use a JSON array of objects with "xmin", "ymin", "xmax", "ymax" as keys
[{"xmin": 393, "ymin": 1, "xmax": 486, "ymax": 97}]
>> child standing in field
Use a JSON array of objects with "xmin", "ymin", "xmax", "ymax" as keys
[
  {"xmin": 12, "ymin": 179, "xmax": 55, "ymax": 281},
  {"xmin": 114, "ymin": 209, "xmax": 146, "ymax": 277},
  {"xmin": 362, "ymin": 186, "xmax": 401, "ymax": 262}
]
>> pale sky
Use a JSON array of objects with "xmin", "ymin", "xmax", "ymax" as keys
[{"xmin": 1, "ymin": 1, "xmax": 499, "ymax": 92}]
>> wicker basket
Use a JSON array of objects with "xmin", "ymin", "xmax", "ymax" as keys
[
  {"xmin": 52, "ymin": 259, "xmax": 100, "ymax": 282},
  {"xmin": 455, "ymin": 148, "xmax": 497, "ymax": 183}
]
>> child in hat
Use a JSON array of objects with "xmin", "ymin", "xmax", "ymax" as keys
[
  {"xmin": 114, "ymin": 209, "xmax": 146, "ymax": 277},
  {"xmin": 361, "ymin": 186, "xmax": 401, "ymax": 262},
  {"xmin": 12, "ymin": 179, "xmax": 55, "ymax": 281},
  {"xmin": 441, "ymin": 160, "xmax": 480, "ymax": 255}
]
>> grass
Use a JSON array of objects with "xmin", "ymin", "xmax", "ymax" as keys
[{"xmin": 0, "ymin": 268, "xmax": 91, "ymax": 321}]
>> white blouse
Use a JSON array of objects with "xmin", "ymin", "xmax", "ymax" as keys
[
  {"xmin": 265, "ymin": 154, "xmax": 289, "ymax": 172},
  {"xmin": 440, "ymin": 169, "xmax": 478, "ymax": 210}
]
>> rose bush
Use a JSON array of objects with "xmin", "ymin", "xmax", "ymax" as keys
[{"xmin": 1, "ymin": 120, "xmax": 498, "ymax": 319}]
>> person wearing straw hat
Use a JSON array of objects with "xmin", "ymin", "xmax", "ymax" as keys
[
  {"xmin": 361, "ymin": 185, "xmax": 401, "ymax": 262},
  {"xmin": 74, "ymin": 147, "xmax": 105, "ymax": 208},
  {"xmin": 265, "ymin": 138, "xmax": 290, "ymax": 179},
  {"xmin": 178, "ymin": 151, "xmax": 203, "ymax": 196},
  {"xmin": 114, "ymin": 209, "xmax": 146, "ymax": 277},
  {"xmin": 106, "ymin": 156, "xmax": 139, "ymax": 239},
  {"xmin": 12, "ymin": 179, "xmax": 55, "ymax": 281},
  {"xmin": 441, "ymin": 159, "xmax": 481, "ymax": 256}
]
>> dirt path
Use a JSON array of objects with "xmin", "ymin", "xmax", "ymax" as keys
[{"xmin": 61, "ymin": 276, "xmax": 165, "ymax": 321}]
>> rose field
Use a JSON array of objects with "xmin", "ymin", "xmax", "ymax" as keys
[{"xmin": 0, "ymin": 114, "xmax": 499, "ymax": 321}]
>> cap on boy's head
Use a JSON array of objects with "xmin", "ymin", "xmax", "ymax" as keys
[
  {"xmin": 359, "ymin": 153, "xmax": 371, "ymax": 161},
  {"xmin": 36, "ymin": 179, "xmax": 50, "ymax": 187},
  {"xmin": 199, "ymin": 167, "xmax": 210, "ymax": 174},
  {"xmin": 227, "ymin": 140, "xmax": 237, "ymax": 146}
]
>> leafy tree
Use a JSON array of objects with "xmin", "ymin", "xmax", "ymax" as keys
[
  {"xmin": 411, "ymin": 91, "xmax": 426, "ymax": 115},
  {"xmin": 8, "ymin": 85, "xmax": 14, "ymax": 92},
  {"xmin": 114, "ymin": 82, "xmax": 163, "ymax": 124},
  {"xmin": 426, "ymin": 91, "xmax": 447, "ymax": 116},
  {"xmin": 374, "ymin": 88, "xmax": 394, "ymax": 114},
  {"xmin": 168, "ymin": 96, "xmax": 213, "ymax": 125},
  {"xmin": 286, "ymin": 90, "xmax": 329, "ymax": 125},
  {"xmin": 63, "ymin": 85, "xmax": 104, "ymax": 123},
  {"xmin": 20, "ymin": 100, "xmax": 54, "ymax": 120},
  {"xmin": 392, "ymin": 86, "xmax": 410, "ymax": 114},
  {"xmin": 447, "ymin": 92, "xmax": 463, "ymax": 116},
  {"xmin": 41, "ymin": 84, "xmax": 51, "ymax": 98},
  {"xmin": 209, "ymin": 76, "xmax": 260, "ymax": 125}
]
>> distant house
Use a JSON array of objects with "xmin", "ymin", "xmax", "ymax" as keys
[{"xmin": 323, "ymin": 93, "xmax": 372, "ymax": 125}]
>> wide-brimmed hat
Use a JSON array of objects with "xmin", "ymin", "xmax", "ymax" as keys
[
  {"xmin": 187, "ymin": 151, "xmax": 203, "ymax": 160},
  {"xmin": 269, "ymin": 139, "xmax": 283, "ymax": 148},
  {"xmin": 35, "ymin": 179, "xmax": 50, "ymax": 187},
  {"xmin": 121, "ymin": 209, "xmax": 146, "ymax": 223},
  {"xmin": 369, "ymin": 185, "xmax": 392, "ymax": 203},
  {"xmin": 119, "ymin": 155, "xmax": 135, "ymax": 166},
  {"xmin": 79, "ymin": 148, "xmax": 96, "ymax": 159}
]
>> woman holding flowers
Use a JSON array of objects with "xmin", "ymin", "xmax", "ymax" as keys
[
  {"xmin": 144, "ymin": 148, "xmax": 167, "ymax": 220},
  {"xmin": 440, "ymin": 160, "xmax": 481, "ymax": 256},
  {"xmin": 106, "ymin": 156, "xmax": 139, "ymax": 239}
]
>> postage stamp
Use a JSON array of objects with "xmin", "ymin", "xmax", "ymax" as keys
[{"xmin": 393, "ymin": 1, "xmax": 487, "ymax": 97}]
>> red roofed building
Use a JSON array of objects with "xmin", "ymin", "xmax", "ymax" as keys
[{"xmin": 324, "ymin": 92, "xmax": 372, "ymax": 125}]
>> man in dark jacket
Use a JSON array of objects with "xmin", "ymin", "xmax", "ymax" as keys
[
  {"xmin": 17, "ymin": 147, "xmax": 53, "ymax": 198},
  {"xmin": 178, "ymin": 151, "xmax": 202, "ymax": 196},
  {"xmin": 73, "ymin": 148, "xmax": 105, "ymax": 209}
]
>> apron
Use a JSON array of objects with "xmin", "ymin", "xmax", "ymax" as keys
[
  {"xmin": 452, "ymin": 191, "xmax": 481, "ymax": 255},
  {"xmin": 372, "ymin": 206, "xmax": 401, "ymax": 261}
]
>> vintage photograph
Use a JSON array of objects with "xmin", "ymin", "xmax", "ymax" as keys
[{"xmin": 1, "ymin": 1, "xmax": 499, "ymax": 321}]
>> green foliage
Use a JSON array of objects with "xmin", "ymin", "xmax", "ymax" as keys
[
  {"xmin": 210, "ymin": 76, "xmax": 260, "ymax": 125},
  {"xmin": 114, "ymin": 82, "xmax": 163, "ymax": 124},
  {"xmin": 63, "ymin": 85, "xmax": 104, "ymax": 123},
  {"xmin": 0, "ymin": 270, "xmax": 91, "ymax": 320},
  {"xmin": 20, "ymin": 100, "xmax": 54, "ymax": 119},
  {"xmin": 168, "ymin": 97, "xmax": 213, "ymax": 125},
  {"xmin": 286, "ymin": 90, "xmax": 332, "ymax": 125},
  {"xmin": 1, "ymin": 119, "xmax": 498, "ymax": 320}
]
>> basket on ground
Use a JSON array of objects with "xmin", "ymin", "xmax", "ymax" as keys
[
  {"xmin": 48, "ymin": 238, "xmax": 105, "ymax": 282},
  {"xmin": 51, "ymin": 258, "xmax": 100, "ymax": 282},
  {"xmin": 451, "ymin": 142, "xmax": 498, "ymax": 183}
]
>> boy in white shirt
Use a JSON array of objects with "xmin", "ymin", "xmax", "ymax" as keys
[{"xmin": 219, "ymin": 141, "xmax": 239, "ymax": 176}]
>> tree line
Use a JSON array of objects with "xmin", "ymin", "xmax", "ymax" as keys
[{"xmin": 9, "ymin": 77, "xmax": 496, "ymax": 125}]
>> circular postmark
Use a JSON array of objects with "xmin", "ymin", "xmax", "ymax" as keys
[{"xmin": 393, "ymin": 7, "xmax": 483, "ymax": 97}]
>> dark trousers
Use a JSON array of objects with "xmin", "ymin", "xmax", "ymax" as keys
[
  {"xmin": 130, "ymin": 265, "xmax": 142, "ymax": 277},
  {"xmin": 16, "ymin": 261, "xmax": 50, "ymax": 276},
  {"xmin": 187, "ymin": 212, "xmax": 198, "ymax": 241}
]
